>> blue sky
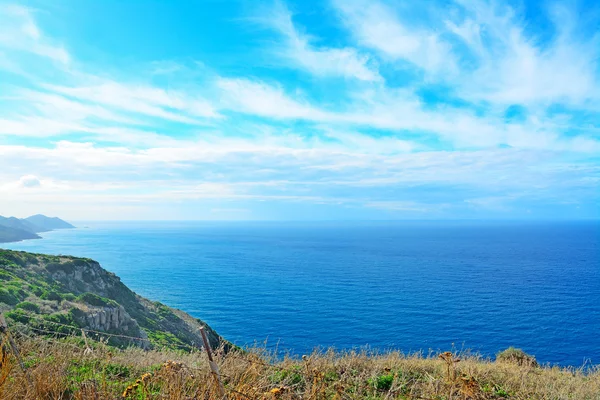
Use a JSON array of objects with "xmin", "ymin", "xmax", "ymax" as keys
[{"xmin": 0, "ymin": 0, "xmax": 598, "ymax": 220}]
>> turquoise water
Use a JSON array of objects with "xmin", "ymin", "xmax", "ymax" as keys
[{"xmin": 2, "ymin": 221, "xmax": 599, "ymax": 366}]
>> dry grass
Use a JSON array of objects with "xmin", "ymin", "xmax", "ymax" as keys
[{"xmin": 0, "ymin": 334, "xmax": 598, "ymax": 400}]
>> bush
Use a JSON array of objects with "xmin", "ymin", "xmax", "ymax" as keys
[
  {"xmin": 6, "ymin": 308, "xmax": 29, "ymax": 324},
  {"xmin": 15, "ymin": 301, "xmax": 41, "ymax": 313},
  {"xmin": 270, "ymin": 366, "xmax": 304, "ymax": 386},
  {"xmin": 0, "ymin": 270, "xmax": 13, "ymax": 281},
  {"xmin": 42, "ymin": 312, "xmax": 80, "ymax": 334},
  {"xmin": 32, "ymin": 286, "xmax": 44, "ymax": 297},
  {"xmin": 45, "ymin": 261, "xmax": 76, "ymax": 275},
  {"xmin": 496, "ymin": 347, "xmax": 538, "ymax": 367},
  {"xmin": 77, "ymin": 292, "xmax": 116, "ymax": 307},
  {"xmin": 41, "ymin": 290, "xmax": 63, "ymax": 302},
  {"xmin": 0, "ymin": 288, "xmax": 20, "ymax": 305},
  {"xmin": 104, "ymin": 363, "xmax": 132, "ymax": 378},
  {"xmin": 369, "ymin": 373, "xmax": 394, "ymax": 391},
  {"xmin": 63, "ymin": 293, "xmax": 76, "ymax": 301}
]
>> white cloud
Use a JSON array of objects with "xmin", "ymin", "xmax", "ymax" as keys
[
  {"xmin": 450, "ymin": 0, "xmax": 600, "ymax": 107},
  {"xmin": 18, "ymin": 174, "xmax": 41, "ymax": 188},
  {"xmin": 45, "ymin": 80, "xmax": 220, "ymax": 123},
  {"xmin": 332, "ymin": 0, "xmax": 456, "ymax": 75},
  {"xmin": 364, "ymin": 201, "xmax": 443, "ymax": 213},
  {"xmin": 0, "ymin": 5, "xmax": 70, "ymax": 64},
  {"xmin": 0, "ymin": 117, "xmax": 89, "ymax": 137},
  {"xmin": 217, "ymin": 79, "xmax": 600, "ymax": 153},
  {"xmin": 0, "ymin": 0, "xmax": 597, "ymax": 219},
  {"xmin": 265, "ymin": 3, "xmax": 381, "ymax": 81},
  {"xmin": 217, "ymin": 78, "xmax": 331, "ymax": 119}
]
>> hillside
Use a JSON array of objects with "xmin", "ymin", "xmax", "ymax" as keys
[
  {"xmin": 0, "ymin": 217, "xmax": 41, "ymax": 233},
  {"xmin": 24, "ymin": 214, "xmax": 76, "ymax": 231},
  {"xmin": 0, "ymin": 249, "xmax": 225, "ymax": 350},
  {"xmin": 0, "ymin": 214, "xmax": 74, "ymax": 243},
  {"xmin": 0, "ymin": 225, "xmax": 40, "ymax": 243}
]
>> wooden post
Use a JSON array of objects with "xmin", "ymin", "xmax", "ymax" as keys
[
  {"xmin": 0, "ymin": 314, "xmax": 34, "ymax": 387},
  {"xmin": 199, "ymin": 326, "xmax": 226, "ymax": 399},
  {"xmin": 81, "ymin": 329, "xmax": 93, "ymax": 355}
]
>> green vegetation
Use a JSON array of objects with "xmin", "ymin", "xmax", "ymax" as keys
[
  {"xmin": 15, "ymin": 301, "xmax": 40, "ymax": 313},
  {"xmin": 496, "ymin": 347, "xmax": 539, "ymax": 367},
  {"xmin": 76, "ymin": 292, "xmax": 117, "ymax": 307},
  {"xmin": 369, "ymin": 372, "xmax": 394, "ymax": 391},
  {"xmin": 0, "ymin": 249, "xmax": 225, "ymax": 352}
]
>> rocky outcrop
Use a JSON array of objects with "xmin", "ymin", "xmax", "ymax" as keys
[
  {"xmin": 0, "ymin": 249, "xmax": 227, "ymax": 351},
  {"xmin": 83, "ymin": 305, "xmax": 128, "ymax": 331},
  {"xmin": 46, "ymin": 258, "xmax": 120, "ymax": 297}
]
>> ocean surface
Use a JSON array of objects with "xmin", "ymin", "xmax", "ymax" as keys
[{"xmin": 2, "ymin": 221, "xmax": 599, "ymax": 366}]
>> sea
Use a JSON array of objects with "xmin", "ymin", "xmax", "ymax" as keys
[{"xmin": 2, "ymin": 220, "xmax": 599, "ymax": 367}]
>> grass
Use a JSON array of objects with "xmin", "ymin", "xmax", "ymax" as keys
[{"xmin": 0, "ymin": 334, "xmax": 598, "ymax": 399}]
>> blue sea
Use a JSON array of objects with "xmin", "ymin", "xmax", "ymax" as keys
[{"xmin": 2, "ymin": 221, "xmax": 599, "ymax": 366}]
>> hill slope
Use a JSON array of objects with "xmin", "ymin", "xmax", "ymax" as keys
[
  {"xmin": 2, "ymin": 326, "xmax": 599, "ymax": 399},
  {"xmin": 0, "ymin": 216, "xmax": 40, "ymax": 233},
  {"xmin": 0, "ymin": 249, "xmax": 225, "ymax": 350},
  {"xmin": 24, "ymin": 214, "xmax": 75, "ymax": 231},
  {"xmin": 0, "ymin": 225, "xmax": 40, "ymax": 243},
  {"xmin": 0, "ymin": 214, "xmax": 75, "ymax": 243}
]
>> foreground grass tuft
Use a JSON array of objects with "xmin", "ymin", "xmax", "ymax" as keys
[{"xmin": 0, "ymin": 336, "xmax": 598, "ymax": 399}]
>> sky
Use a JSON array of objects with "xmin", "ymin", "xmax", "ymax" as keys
[{"xmin": 0, "ymin": 0, "xmax": 599, "ymax": 221}]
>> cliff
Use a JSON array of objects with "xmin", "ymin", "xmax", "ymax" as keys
[{"xmin": 0, "ymin": 249, "xmax": 225, "ymax": 350}]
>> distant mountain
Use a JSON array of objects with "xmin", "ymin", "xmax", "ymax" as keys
[
  {"xmin": 24, "ymin": 214, "xmax": 76, "ymax": 231},
  {"xmin": 0, "ymin": 216, "xmax": 41, "ymax": 233},
  {"xmin": 0, "ymin": 214, "xmax": 74, "ymax": 243},
  {"xmin": 0, "ymin": 225, "xmax": 41, "ymax": 243}
]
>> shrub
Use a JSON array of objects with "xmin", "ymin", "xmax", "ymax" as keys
[
  {"xmin": 369, "ymin": 373, "xmax": 394, "ymax": 391},
  {"xmin": 15, "ymin": 301, "xmax": 41, "ymax": 313},
  {"xmin": 77, "ymin": 293, "xmax": 116, "ymax": 307},
  {"xmin": 41, "ymin": 290, "xmax": 63, "ymax": 302},
  {"xmin": 63, "ymin": 293, "xmax": 76, "ymax": 301},
  {"xmin": 104, "ymin": 363, "xmax": 132, "ymax": 379},
  {"xmin": 270, "ymin": 366, "xmax": 304, "ymax": 386},
  {"xmin": 6, "ymin": 308, "xmax": 29, "ymax": 323},
  {"xmin": 496, "ymin": 347, "xmax": 538, "ymax": 367},
  {"xmin": 41, "ymin": 312, "xmax": 80, "ymax": 334},
  {"xmin": 45, "ymin": 261, "xmax": 76, "ymax": 275},
  {"xmin": 0, "ymin": 289, "xmax": 19, "ymax": 305},
  {"xmin": 0, "ymin": 270, "xmax": 13, "ymax": 281}
]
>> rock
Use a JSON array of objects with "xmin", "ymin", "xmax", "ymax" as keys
[{"xmin": 0, "ymin": 249, "xmax": 228, "ymax": 351}]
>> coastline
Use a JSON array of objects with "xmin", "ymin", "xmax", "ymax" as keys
[{"xmin": 2, "ymin": 221, "xmax": 598, "ymax": 367}]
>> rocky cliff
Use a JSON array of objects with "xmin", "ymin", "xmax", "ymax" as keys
[{"xmin": 0, "ymin": 249, "xmax": 226, "ymax": 350}]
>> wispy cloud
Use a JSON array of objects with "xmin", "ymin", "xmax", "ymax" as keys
[
  {"xmin": 0, "ymin": 0, "xmax": 598, "ymax": 219},
  {"xmin": 0, "ymin": 4, "xmax": 70, "ymax": 64},
  {"xmin": 449, "ymin": 0, "xmax": 600, "ymax": 107},
  {"xmin": 217, "ymin": 77, "xmax": 330, "ymax": 119},
  {"xmin": 332, "ymin": 0, "xmax": 455, "ymax": 76},
  {"xmin": 263, "ymin": 2, "xmax": 381, "ymax": 81},
  {"xmin": 45, "ymin": 81, "xmax": 220, "ymax": 122}
]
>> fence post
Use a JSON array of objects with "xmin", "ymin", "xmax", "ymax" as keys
[
  {"xmin": 81, "ymin": 329, "xmax": 93, "ymax": 355},
  {"xmin": 199, "ymin": 326, "xmax": 226, "ymax": 399},
  {"xmin": 0, "ymin": 314, "xmax": 34, "ymax": 387}
]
